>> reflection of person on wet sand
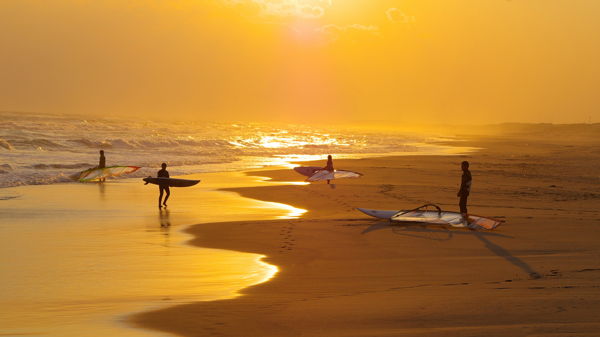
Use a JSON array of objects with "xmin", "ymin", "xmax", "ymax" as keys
[
  {"xmin": 159, "ymin": 208, "xmax": 171, "ymax": 228},
  {"xmin": 324, "ymin": 155, "xmax": 334, "ymax": 185},
  {"xmin": 157, "ymin": 163, "xmax": 170, "ymax": 209}
]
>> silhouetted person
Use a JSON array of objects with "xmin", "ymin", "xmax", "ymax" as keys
[
  {"xmin": 324, "ymin": 155, "xmax": 334, "ymax": 184},
  {"xmin": 457, "ymin": 161, "xmax": 472, "ymax": 214},
  {"xmin": 99, "ymin": 150, "xmax": 106, "ymax": 168},
  {"xmin": 98, "ymin": 150, "xmax": 106, "ymax": 181},
  {"xmin": 158, "ymin": 163, "xmax": 170, "ymax": 209}
]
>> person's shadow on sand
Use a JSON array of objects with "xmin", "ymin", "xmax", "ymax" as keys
[{"xmin": 361, "ymin": 221, "xmax": 540, "ymax": 278}]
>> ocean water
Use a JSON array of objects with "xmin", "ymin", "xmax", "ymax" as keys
[
  {"xmin": 0, "ymin": 111, "xmax": 458, "ymax": 189},
  {"xmin": 0, "ymin": 111, "xmax": 476, "ymax": 336}
]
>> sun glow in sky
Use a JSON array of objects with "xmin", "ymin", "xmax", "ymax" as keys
[{"xmin": 1, "ymin": 0, "xmax": 599, "ymax": 124}]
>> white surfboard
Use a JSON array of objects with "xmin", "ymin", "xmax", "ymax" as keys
[{"xmin": 356, "ymin": 207, "xmax": 400, "ymax": 220}]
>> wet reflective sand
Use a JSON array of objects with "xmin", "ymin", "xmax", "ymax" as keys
[{"xmin": 0, "ymin": 170, "xmax": 304, "ymax": 336}]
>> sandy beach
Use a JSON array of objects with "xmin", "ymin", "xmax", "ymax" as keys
[
  {"xmin": 0, "ymin": 171, "xmax": 306, "ymax": 336},
  {"xmin": 131, "ymin": 134, "xmax": 600, "ymax": 336},
  {"xmin": 3, "ymin": 2, "xmax": 600, "ymax": 336}
]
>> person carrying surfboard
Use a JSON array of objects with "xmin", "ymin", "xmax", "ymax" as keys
[
  {"xmin": 457, "ymin": 161, "xmax": 472, "ymax": 214},
  {"xmin": 324, "ymin": 155, "xmax": 334, "ymax": 184},
  {"xmin": 157, "ymin": 163, "xmax": 170, "ymax": 209}
]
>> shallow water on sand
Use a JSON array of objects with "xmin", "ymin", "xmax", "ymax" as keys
[{"xmin": 0, "ymin": 171, "xmax": 305, "ymax": 336}]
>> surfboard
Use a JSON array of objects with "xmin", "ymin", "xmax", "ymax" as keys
[
  {"xmin": 356, "ymin": 207, "xmax": 400, "ymax": 220},
  {"xmin": 72, "ymin": 166, "xmax": 140, "ymax": 182},
  {"xmin": 143, "ymin": 177, "xmax": 200, "ymax": 187}
]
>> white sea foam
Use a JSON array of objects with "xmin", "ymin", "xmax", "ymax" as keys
[
  {"xmin": 0, "ymin": 139, "xmax": 13, "ymax": 150},
  {"xmin": 0, "ymin": 111, "xmax": 459, "ymax": 188}
]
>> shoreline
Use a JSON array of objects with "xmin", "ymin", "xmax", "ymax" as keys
[
  {"xmin": 130, "ymin": 135, "xmax": 600, "ymax": 336},
  {"xmin": 0, "ymin": 170, "xmax": 307, "ymax": 337},
  {"xmin": 0, "ymin": 136, "xmax": 476, "ymax": 190}
]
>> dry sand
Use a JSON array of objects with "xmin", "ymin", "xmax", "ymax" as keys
[{"xmin": 131, "ymin": 135, "xmax": 600, "ymax": 336}]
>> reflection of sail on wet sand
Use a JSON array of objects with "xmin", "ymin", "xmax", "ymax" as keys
[{"xmin": 0, "ymin": 172, "xmax": 303, "ymax": 337}]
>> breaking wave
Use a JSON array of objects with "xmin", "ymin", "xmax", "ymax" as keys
[
  {"xmin": 0, "ymin": 111, "xmax": 458, "ymax": 188},
  {"xmin": 0, "ymin": 140, "xmax": 13, "ymax": 150}
]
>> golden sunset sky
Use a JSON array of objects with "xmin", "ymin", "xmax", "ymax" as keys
[{"xmin": 1, "ymin": 0, "xmax": 599, "ymax": 124}]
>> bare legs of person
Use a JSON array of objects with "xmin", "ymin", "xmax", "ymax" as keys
[
  {"xmin": 159, "ymin": 186, "xmax": 170, "ymax": 208},
  {"xmin": 459, "ymin": 193, "xmax": 468, "ymax": 214}
]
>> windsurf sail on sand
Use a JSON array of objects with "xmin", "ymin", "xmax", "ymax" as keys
[
  {"xmin": 356, "ymin": 204, "xmax": 503, "ymax": 230},
  {"xmin": 72, "ymin": 166, "xmax": 140, "ymax": 182},
  {"xmin": 294, "ymin": 166, "xmax": 323, "ymax": 177},
  {"xmin": 305, "ymin": 169, "xmax": 363, "ymax": 182}
]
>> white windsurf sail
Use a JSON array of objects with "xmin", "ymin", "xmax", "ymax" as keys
[
  {"xmin": 72, "ymin": 166, "xmax": 140, "ymax": 182},
  {"xmin": 305, "ymin": 169, "xmax": 363, "ymax": 182},
  {"xmin": 391, "ymin": 210, "xmax": 466, "ymax": 227},
  {"xmin": 357, "ymin": 204, "xmax": 503, "ymax": 230},
  {"xmin": 293, "ymin": 166, "xmax": 323, "ymax": 177}
]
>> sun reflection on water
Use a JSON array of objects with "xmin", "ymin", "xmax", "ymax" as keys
[{"xmin": 226, "ymin": 128, "xmax": 358, "ymax": 150}]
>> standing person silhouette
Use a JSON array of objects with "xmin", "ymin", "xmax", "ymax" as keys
[
  {"xmin": 157, "ymin": 163, "xmax": 170, "ymax": 209},
  {"xmin": 324, "ymin": 155, "xmax": 334, "ymax": 185},
  {"xmin": 98, "ymin": 150, "xmax": 106, "ymax": 181},
  {"xmin": 457, "ymin": 161, "xmax": 472, "ymax": 214},
  {"xmin": 98, "ymin": 150, "xmax": 106, "ymax": 168}
]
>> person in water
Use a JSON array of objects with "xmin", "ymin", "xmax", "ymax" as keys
[
  {"xmin": 98, "ymin": 150, "xmax": 106, "ymax": 181},
  {"xmin": 157, "ymin": 163, "xmax": 170, "ymax": 209},
  {"xmin": 324, "ymin": 155, "xmax": 334, "ymax": 184},
  {"xmin": 457, "ymin": 161, "xmax": 472, "ymax": 214}
]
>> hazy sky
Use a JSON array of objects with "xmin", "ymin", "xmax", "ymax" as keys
[{"xmin": 1, "ymin": 0, "xmax": 599, "ymax": 124}]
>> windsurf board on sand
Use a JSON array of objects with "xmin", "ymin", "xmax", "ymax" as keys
[
  {"xmin": 143, "ymin": 177, "xmax": 200, "ymax": 187},
  {"xmin": 356, "ymin": 205, "xmax": 503, "ymax": 230}
]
